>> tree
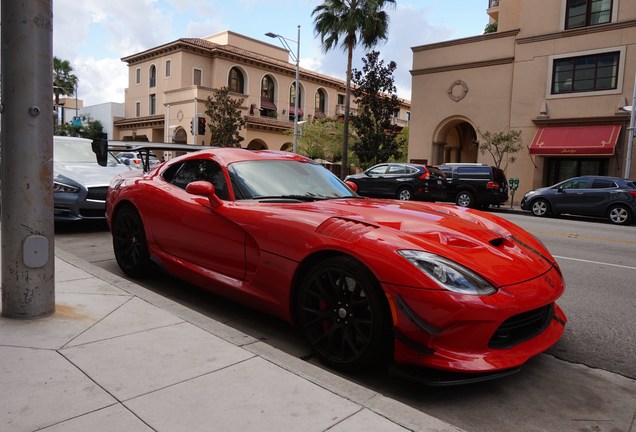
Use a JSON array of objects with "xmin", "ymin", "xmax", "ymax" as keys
[
  {"xmin": 296, "ymin": 117, "xmax": 347, "ymax": 161},
  {"xmin": 312, "ymin": 0, "xmax": 396, "ymax": 178},
  {"xmin": 54, "ymin": 118, "xmax": 104, "ymax": 140},
  {"xmin": 204, "ymin": 87, "xmax": 246, "ymax": 147},
  {"xmin": 350, "ymin": 51, "xmax": 402, "ymax": 169},
  {"xmin": 389, "ymin": 126, "xmax": 409, "ymax": 163},
  {"xmin": 53, "ymin": 57, "xmax": 78, "ymax": 108},
  {"xmin": 474, "ymin": 128, "xmax": 523, "ymax": 170}
]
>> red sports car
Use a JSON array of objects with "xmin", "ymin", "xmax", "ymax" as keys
[{"xmin": 106, "ymin": 147, "xmax": 567, "ymax": 383}]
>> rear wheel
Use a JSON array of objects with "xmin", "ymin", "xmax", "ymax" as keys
[
  {"xmin": 455, "ymin": 191, "xmax": 474, "ymax": 208},
  {"xmin": 530, "ymin": 199, "xmax": 550, "ymax": 217},
  {"xmin": 112, "ymin": 205, "xmax": 151, "ymax": 277},
  {"xmin": 607, "ymin": 204, "xmax": 632, "ymax": 225},
  {"xmin": 296, "ymin": 256, "xmax": 392, "ymax": 371},
  {"xmin": 396, "ymin": 186, "xmax": 413, "ymax": 201}
]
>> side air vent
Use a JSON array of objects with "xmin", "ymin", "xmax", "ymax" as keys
[{"xmin": 316, "ymin": 218, "xmax": 377, "ymax": 242}]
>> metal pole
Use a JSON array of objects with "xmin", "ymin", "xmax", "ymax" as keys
[
  {"xmin": 625, "ymin": 70, "xmax": 636, "ymax": 179},
  {"xmin": 293, "ymin": 25, "xmax": 300, "ymax": 154},
  {"xmin": 1, "ymin": 0, "xmax": 55, "ymax": 318}
]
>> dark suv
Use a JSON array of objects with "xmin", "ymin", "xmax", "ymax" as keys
[{"xmin": 437, "ymin": 163, "xmax": 509, "ymax": 208}]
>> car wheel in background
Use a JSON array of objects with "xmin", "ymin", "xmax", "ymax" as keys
[
  {"xmin": 607, "ymin": 204, "xmax": 632, "ymax": 225},
  {"xmin": 396, "ymin": 186, "xmax": 413, "ymax": 201},
  {"xmin": 113, "ymin": 205, "xmax": 151, "ymax": 277},
  {"xmin": 296, "ymin": 256, "xmax": 392, "ymax": 371},
  {"xmin": 455, "ymin": 191, "xmax": 474, "ymax": 208},
  {"xmin": 530, "ymin": 199, "xmax": 551, "ymax": 217}
]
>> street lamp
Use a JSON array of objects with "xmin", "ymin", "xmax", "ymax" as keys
[
  {"xmin": 621, "ymin": 69, "xmax": 636, "ymax": 180},
  {"xmin": 266, "ymin": 25, "xmax": 300, "ymax": 153}
]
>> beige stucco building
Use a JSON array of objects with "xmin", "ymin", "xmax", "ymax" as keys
[
  {"xmin": 114, "ymin": 30, "xmax": 409, "ymax": 161},
  {"xmin": 409, "ymin": 0, "xmax": 636, "ymax": 203}
]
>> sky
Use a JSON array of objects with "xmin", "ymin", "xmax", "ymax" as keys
[{"xmin": 52, "ymin": 0, "xmax": 490, "ymax": 107}]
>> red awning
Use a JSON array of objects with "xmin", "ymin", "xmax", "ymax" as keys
[
  {"xmin": 529, "ymin": 125, "xmax": 621, "ymax": 156},
  {"xmin": 288, "ymin": 105, "xmax": 304, "ymax": 116},
  {"xmin": 260, "ymin": 99, "xmax": 277, "ymax": 111}
]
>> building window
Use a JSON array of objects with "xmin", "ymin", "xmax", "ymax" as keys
[
  {"xmin": 135, "ymin": 101, "xmax": 141, "ymax": 117},
  {"xmin": 193, "ymin": 68, "xmax": 202, "ymax": 86},
  {"xmin": 228, "ymin": 67, "xmax": 244, "ymax": 93},
  {"xmin": 260, "ymin": 75, "xmax": 277, "ymax": 118},
  {"xmin": 551, "ymin": 51, "xmax": 619, "ymax": 94},
  {"xmin": 314, "ymin": 89, "xmax": 326, "ymax": 117},
  {"xmin": 288, "ymin": 82, "xmax": 303, "ymax": 120},
  {"xmin": 165, "ymin": 60, "xmax": 171, "ymax": 78},
  {"xmin": 565, "ymin": 0, "xmax": 612, "ymax": 29},
  {"xmin": 135, "ymin": 68, "xmax": 141, "ymax": 85},
  {"xmin": 149, "ymin": 65, "xmax": 156, "ymax": 88},
  {"xmin": 337, "ymin": 94, "xmax": 345, "ymax": 105},
  {"xmin": 149, "ymin": 94, "xmax": 156, "ymax": 115}
]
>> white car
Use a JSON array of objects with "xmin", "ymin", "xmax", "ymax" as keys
[
  {"xmin": 116, "ymin": 151, "xmax": 160, "ymax": 170},
  {"xmin": 54, "ymin": 136, "xmax": 131, "ymax": 221}
]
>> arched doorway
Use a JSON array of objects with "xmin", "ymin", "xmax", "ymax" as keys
[
  {"xmin": 280, "ymin": 142, "xmax": 292, "ymax": 152},
  {"xmin": 246, "ymin": 139, "xmax": 268, "ymax": 150},
  {"xmin": 431, "ymin": 117, "xmax": 478, "ymax": 165}
]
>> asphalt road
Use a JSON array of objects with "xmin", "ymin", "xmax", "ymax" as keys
[{"xmin": 54, "ymin": 211, "xmax": 636, "ymax": 432}]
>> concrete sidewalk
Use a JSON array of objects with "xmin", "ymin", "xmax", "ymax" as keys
[{"xmin": 0, "ymin": 248, "xmax": 463, "ymax": 432}]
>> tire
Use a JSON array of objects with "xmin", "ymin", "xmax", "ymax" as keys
[
  {"xmin": 112, "ymin": 205, "xmax": 151, "ymax": 277},
  {"xmin": 296, "ymin": 256, "xmax": 392, "ymax": 371},
  {"xmin": 530, "ymin": 199, "xmax": 550, "ymax": 217},
  {"xmin": 396, "ymin": 186, "xmax": 413, "ymax": 201},
  {"xmin": 455, "ymin": 191, "xmax": 474, "ymax": 208},
  {"xmin": 607, "ymin": 204, "xmax": 633, "ymax": 225}
]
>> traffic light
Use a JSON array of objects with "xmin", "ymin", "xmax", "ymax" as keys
[
  {"xmin": 198, "ymin": 116, "xmax": 206, "ymax": 135},
  {"xmin": 190, "ymin": 118, "xmax": 194, "ymax": 135}
]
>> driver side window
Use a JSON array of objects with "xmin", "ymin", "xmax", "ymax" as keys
[{"xmin": 164, "ymin": 159, "xmax": 229, "ymax": 200}]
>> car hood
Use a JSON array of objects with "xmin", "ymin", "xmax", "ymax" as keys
[
  {"xmin": 55, "ymin": 162, "xmax": 131, "ymax": 187},
  {"xmin": 238, "ymin": 198, "xmax": 556, "ymax": 288}
]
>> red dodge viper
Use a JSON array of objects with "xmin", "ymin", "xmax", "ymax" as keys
[{"xmin": 106, "ymin": 147, "xmax": 566, "ymax": 383}]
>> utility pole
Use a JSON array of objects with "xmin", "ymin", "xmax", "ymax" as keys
[{"xmin": 1, "ymin": 1, "xmax": 55, "ymax": 318}]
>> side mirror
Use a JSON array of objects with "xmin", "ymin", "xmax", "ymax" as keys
[
  {"xmin": 185, "ymin": 181, "xmax": 223, "ymax": 208},
  {"xmin": 345, "ymin": 180, "xmax": 358, "ymax": 192},
  {"xmin": 91, "ymin": 138, "xmax": 108, "ymax": 167}
]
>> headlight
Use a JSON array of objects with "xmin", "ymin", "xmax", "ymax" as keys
[
  {"xmin": 397, "ymin": 250, "xmax": 497, "ymax": 296},
  {"xmin": 53, "ymin": 181, "xmax": 79, "ymax": 193}
]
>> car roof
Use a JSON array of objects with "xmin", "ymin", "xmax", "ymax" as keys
[{"xmin": 171, "ymin": 148, "xmax": 313, "ymax": 166}]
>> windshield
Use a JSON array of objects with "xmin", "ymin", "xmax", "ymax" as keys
[
  {"xmin": 228, "ymin": 160, "xmax": 358, "ymax": 200},
  {"xmin": 55, "ymin": 140, "xmax": 121, "ymax": 166}
]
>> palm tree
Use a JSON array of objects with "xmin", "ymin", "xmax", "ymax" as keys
[
  {"xmin": 312, "ymin": 0, "xmax": 395, "ymax": 178},
  {"xmin": 53, "ymin": 57, "xmax": 78, "ymax": 109}
]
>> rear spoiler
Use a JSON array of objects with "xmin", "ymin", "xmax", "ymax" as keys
[{"xmin": 105, "ymin": 141, "xmax": 216, "ymax": 172}]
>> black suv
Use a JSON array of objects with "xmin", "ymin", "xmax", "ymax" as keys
[{"xmin": 437, "ymin": 163, "xmax": 509, "ymax": 208}]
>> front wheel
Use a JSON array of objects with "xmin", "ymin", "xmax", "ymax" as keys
[
  {"xmin": 530, "ymin": 199, "xmax": 550, "ymax": 217},
  {"xmin": 112, "ymin": 205, "xmax": 151, "ymax": 277},
  {"xmin": 296, "ymin": 256, "xmax": 392, "ymax": 371},
  {"xmin": 607, "ymin": 205, "xmax": 632, "ymax": 225}
]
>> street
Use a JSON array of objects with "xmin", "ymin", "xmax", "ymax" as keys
[{"xmin": 54, "ymin": 211, "xmax": 636, "ymax": 432}]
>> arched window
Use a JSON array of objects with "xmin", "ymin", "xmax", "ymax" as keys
[
  {"xmin": 288, "ymin": 82, "xmax": 303, "ymax": 120},
  {"xmin": 260, "ymin": 75, "xmax": 277, "ymax": 118},
  {"xmin": 315, "ymin": 89, "xmax": 326, "ymax": 118},
  {"xmin": 149, "ymin": 65, "xmax": 156, "ymax": 88},
  {"xmin": 228, "ymin": 67, "xmax": 244, "ymax": 93}
]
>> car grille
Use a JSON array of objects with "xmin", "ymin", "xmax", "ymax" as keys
[
  {"xmin": 87, "ymin": 186, "xmax": 108, "ymax": 201},
  {"xmin": 489, "ymin": 304, "xmax": 555, "ymax": 349}
]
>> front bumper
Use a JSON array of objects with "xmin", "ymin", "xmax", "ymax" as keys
[
  {"xmin": 385, "ymin": 265, "xmax": 566, "ymax": 373},
  {"xmin": 54, "ymin": 189, "xmax": 108, "ymax": 221}
]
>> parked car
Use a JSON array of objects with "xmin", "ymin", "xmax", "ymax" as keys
[
  {"xmin": 520, "ymin": 176, "xmax": 636, "ymax": 225},
  {"xmin": 344, "ymin": 163, "xmax": 447, "ymax": 201},
  {"xmin": 116, "ymin": 151, "xmax": 160, "ymax": 170},
  {"xmin": 437, "ymin": 163, "xmax": 509, "ymax": 208},
  {"xmin": 54, "ymin": 136, "xmax": 131, "ymax": 221},
  {"xmin": 106, "ymin": 147, "xmax": 566, "ymax": 383}
]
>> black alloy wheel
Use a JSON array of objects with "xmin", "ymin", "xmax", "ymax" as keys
[
  {"xmin": 607, "ymin": 204, "xmax": 633, "ymax": 225},
  {"xmin": 397, "ymin": 186, "xmax": 413, "ymax": 201},
  {"xmin": 530, "ymin": 198, "xmax": 551, "ymax": 217},
  {"xmin": 113, "ymin": 205, "xmax": 151, "ymax": 277},
  {"xmin": 297, "ymin": 256, "xmax": 392, "ymax": 371},
  {"xmin": 455, "ymin": 191, "xmax": 474, "ymax": 208}
]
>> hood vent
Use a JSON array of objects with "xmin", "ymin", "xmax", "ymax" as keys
[{"xmin": 316, "ymin": 218, "xmax": 377, "ymax": 242}]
